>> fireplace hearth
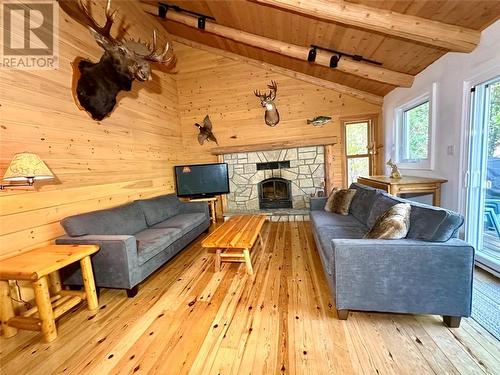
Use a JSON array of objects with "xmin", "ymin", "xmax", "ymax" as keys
[{"xmin": 258, "ymin": 177, "xmax": 292, "ymax": 209}]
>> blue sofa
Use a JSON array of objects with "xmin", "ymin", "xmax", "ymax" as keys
[
  {"xmin": 310, "ymin": 183, "xmax": 474, "ymax": 327},
  {"xmin": 56, "ymin": 194, "xmax": 210, "ymax": 297}
]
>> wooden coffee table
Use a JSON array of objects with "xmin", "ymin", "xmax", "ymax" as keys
[
  {"xmin": 0, "ymin": 244, "xmax": 100, "ymax": 343},
  {"xmin": 201, "ymin": 215, "xmax": 266, "ymax": 275}
]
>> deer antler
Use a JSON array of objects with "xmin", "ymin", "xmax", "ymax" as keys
[
  {"xmin": 267, "ymin": 80, "xmax": 278, "ymax": 100},
  {"xmin": 254, "ymin": 89, "xmax": 264, "ymax": 99},
  {"xmin": 79, "ymin": 0, "xmax": 117, "ymax": 41}
]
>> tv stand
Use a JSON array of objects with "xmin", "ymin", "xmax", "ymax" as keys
[{"xmin": 179, "ymin": 196, "xmax": 217, "ymax": 224}]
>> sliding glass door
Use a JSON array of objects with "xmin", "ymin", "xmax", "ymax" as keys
[{"xmin": 466, "ymin": 77, "xmax": 500, "ymax": 274}]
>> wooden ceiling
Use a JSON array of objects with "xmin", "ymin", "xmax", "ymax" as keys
[{"xmin": 143, "ymin": 0, "xmax": 500, "ymax": 98}]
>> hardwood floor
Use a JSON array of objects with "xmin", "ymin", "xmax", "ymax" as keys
[{"xmin": 1, "ymin": 222, "xmax": 499, "ymax": 374}]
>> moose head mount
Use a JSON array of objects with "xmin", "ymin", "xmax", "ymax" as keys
[
  {"xmin": 254, "ymin": 80, "xmax": 280, "ymax": 127},
  {"xmin": 74, "ymin": 0, "xmax": 174, "ymax": 121}
]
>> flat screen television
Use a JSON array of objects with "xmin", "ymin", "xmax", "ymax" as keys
[{"xmin": 175, "ymin": 163, "xmax": 230, "ymax": 198}]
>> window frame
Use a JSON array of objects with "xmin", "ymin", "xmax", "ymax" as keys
[
  {"xmin": 394, "ymin": 82, "xmax": 437, "ymax": 170},
  {"xmin": 343, "ymin": 119, "xmax": 374, "ymax": 186}
]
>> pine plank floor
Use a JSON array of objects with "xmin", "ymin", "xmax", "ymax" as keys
[{"xmin": 1, "ymin": 221, "xmax": 499, "ymax": 374}]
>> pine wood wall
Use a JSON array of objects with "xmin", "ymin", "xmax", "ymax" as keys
[
  {"xmin": 0, "ymin": 2, "xmax": 382, "ymax": 260},
  {"xmin": 174, "ymin": 42, "xmax": 382, "ymax": 187},
  {"xmin": 0, "ymin": 1, "xmax": 181, "ymax": 259}
]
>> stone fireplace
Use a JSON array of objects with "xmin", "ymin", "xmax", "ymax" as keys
[{"xmin": 222, "ymin": 146, "xmax": 325, "ymax": 216}]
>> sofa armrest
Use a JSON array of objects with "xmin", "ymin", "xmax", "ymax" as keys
[
  {"xmin": 55, "ymin": 235, "xmax": 139, "ymax": 289},
  {"xmin": 310, "ymin": 197, "xmax": 327, "ymax": 211},
  {"xmin": 331, "ymin": 238, "xmax": 474, "ymax": 316},
  {"xmin": 179, "ymin": 201, "xmax": 210, "ymax": 216}
]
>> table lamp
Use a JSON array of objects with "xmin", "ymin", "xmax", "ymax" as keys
[{"xmin": 1, "ymin": 152, "xmax": 54, "ymax": 190}]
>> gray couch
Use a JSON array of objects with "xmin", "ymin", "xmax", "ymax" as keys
[
  {"xmin": 56, "ymin": 194, "xmax": 210, "ymax": 297},
  {"xmin": 310, "ymin": 183, "xmax": 474, "ymax": 327}
]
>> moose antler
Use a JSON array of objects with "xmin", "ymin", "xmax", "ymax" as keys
[
  {"xmin": 79, "ymin": 0, "xmax": 117, "ymax": 41},
  {"xmin": 142, "ymin": 30, "xmax": 173, "ymax": 63}
]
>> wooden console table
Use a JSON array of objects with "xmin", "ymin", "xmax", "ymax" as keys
[
  {"xmin": 0, "ymin": 244, "xmax": 100, "ymax": 342},
  {"xmin": 357, "ymin": 175, "xmax": 447, "ymax": 207}
]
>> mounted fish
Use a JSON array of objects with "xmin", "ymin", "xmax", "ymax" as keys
[
  {"xmin": 195, "ymin": 115, "xmax": 219, "ymax": 145},
  {"xmin": 62, "ymin": 0, "xmax": 175, "ymax": 121},
  {"xmin": 254, "ymin": 80, "xmax": 280, "ymax": 127},
  {"xmin": 307, "ymin": 116, "xmax": 332, "ymax": 126}
]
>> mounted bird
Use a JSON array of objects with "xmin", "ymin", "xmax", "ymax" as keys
[
  {"xmin": 195, "ymin": 115, "xmax": 219, "ymax": 145},
  {"xmin": 254, "ymin": 80, "xmax": 280, "ymax": 127}
]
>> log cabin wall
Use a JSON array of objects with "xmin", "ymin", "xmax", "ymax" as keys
[
  {"xmin": 0, "ymin": 1, "xmax": 182, "ymax": 259},
  {"xmin": 174, "ymin": 42, "xmax": 382, "ymax": 200}
]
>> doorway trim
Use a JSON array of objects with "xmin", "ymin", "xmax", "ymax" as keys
[
  {"xmin": 339, "ymin": 114, "xmax": 379, "ymax": 188},
  {"xmin": 459, "ymin": 65, "xmax": 500, "ymax": 274}
]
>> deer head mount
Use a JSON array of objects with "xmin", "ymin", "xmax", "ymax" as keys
[
  {"xmin": 74, "ymin": 0, "xmax": 174, "ymax": 120},
  {"xmin": 254, "ymin": 80, "xmax": 280, "ymax": 127}
]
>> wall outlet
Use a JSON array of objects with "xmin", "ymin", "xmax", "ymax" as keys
[{"xmin": 447, "ymin": 145, "xmax": 455, "ymax": 156}]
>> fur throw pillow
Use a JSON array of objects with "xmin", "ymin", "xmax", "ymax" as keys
[
  {"xmin": 324, "ymin": 187, "xmax": 339, "ymax": 212},
  {"xmin": 326, "ymin": 188, "xmax": 356, "ymax": 215},
  {"xmin": 364, "ymin": 203, "xmax": 411, "ymax": 239}
]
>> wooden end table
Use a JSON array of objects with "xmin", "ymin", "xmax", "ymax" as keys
[
  {"xmin": 201, "ymin": 215, "xmax": 266, "ymax": 275},
  {"xmin": 0, "ymin": 244, "xmax": 100, "ymax": 343},
  {"xmin": 179, "ymin": 196, "xmax": 218, "ymax": 224},
  {"xmin": 357, "ymin": 175, "xmax": 448, "ymax": 207}
]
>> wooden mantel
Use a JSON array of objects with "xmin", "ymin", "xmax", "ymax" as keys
[{"xmin": 210, "ymin": 136, "xmax": 338, "ymax": 155}]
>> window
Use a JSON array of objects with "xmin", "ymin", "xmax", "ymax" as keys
[
  {"xmin": 344, "ymin": 120, "xmax": 374, "ymax": 186},
  {"xmin": 394, "ymin": 83, "xmax": 436, "ymax": 170},
  {"xmin": 401, "ymin": 101, "xmax": 430, "ymax": 162}
]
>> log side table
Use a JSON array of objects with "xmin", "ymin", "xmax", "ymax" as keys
[
  {"xmin": 180, "ymin": 196, "xmax": 218, "ymax": 224},
  {"xmin": 0, "ymin": 244, "xmax": 100, "ymax": 343}
]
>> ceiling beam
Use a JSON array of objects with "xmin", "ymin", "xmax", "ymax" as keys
[
  {"xmin": 171, "ymin": 36, "xmax": 384, "ymax": 105},
  {"xmin": 254, "ymin": 0, "xmax": 480, "ymax": 53},
  {"xmin": 159, "ymin": 9, "xmax": 414, "ymax": 87}
]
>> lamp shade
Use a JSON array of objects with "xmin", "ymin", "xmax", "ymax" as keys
[{"xmin": 3, "ymin": 152, "xmax": 54, "ymax": 181}]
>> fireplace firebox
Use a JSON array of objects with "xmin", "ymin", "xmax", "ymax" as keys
[{"xmin": 258, "ymin": 177, "xmax": 292, "ymax": 209}]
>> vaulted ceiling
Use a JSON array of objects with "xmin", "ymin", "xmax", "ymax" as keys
[{"xmin": 142, "ymin": 0, "xmax": 500, "ymax": 100}]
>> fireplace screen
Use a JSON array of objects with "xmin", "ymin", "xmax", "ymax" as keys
[{"xmin": 258, "ymin": 177, "xmax": 292, "ymax": 209}]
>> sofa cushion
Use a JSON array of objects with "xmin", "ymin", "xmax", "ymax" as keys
[
  {"xmin": 310, "ymin": 210, "xmax": 365, "ymax": 229},
  {"xmin": 367, "ymin": 194, "xmax": 401, "ymax": 229},
  {"xmin": 331, "ymin": 189, "xmax": 357, "ymax": 215},
  {"xmin": 61, "ymin": 202, "xmax": 147, "ymax": 237},
  {"xmin": 349, "ymin": 183, "xmax": 381, "ymax": 225},
  {"xmin": 136, "ymin": 194, "xmax": 182, "ymax": 226},
  {"xmin": 367, "ymin": 193, "xmax": 464, "ymax": 242},
  {"xmin": 135, "ymin": 228, "xmax": 182, "ymax": 265},
  {"xmin": 324, "ymin": 187, "xmax": 338, "ymax": 212},
  {"xmin": 406, "ymin": 202, "xmax": 464, "ymax": 242},
  {"xmin": 151, "ymin": 213, "xmax": 208, "ymax": 235},
  {"xmin": 316, "ymin": 226, "xmax": 367, "ymax": 276},
  {"xmin": 364, "ymin": 203, "xmax": 411, "ymax": 239}
]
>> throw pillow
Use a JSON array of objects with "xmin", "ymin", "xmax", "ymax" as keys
[
  {"xmin": 324, "ymin": 187, "xmax": 339, "ymax": 212},
  {"xmin": 331, "ymin": 188, "xmax": 357, "ymax": 215},
  {"xmin": 364, "ymin": 203, "xmax": 411, "ymax": 239}
]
